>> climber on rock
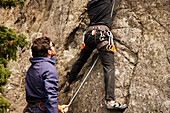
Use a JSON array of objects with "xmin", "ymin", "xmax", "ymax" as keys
[
  {"xmin": 64, "ymin": 0, "xmax": 127, "ymax": 110},
  {"xmin": 24, "ymin": 36, "xmax": 68, "ymax": 113}
]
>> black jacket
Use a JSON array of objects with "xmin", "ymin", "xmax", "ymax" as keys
[{"xmin": 87, "ymin": 0, "xmax": 113, "ymax": 28}]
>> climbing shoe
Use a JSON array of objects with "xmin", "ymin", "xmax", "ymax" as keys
[
  {"xmin": 105, "ymin": 100, "xmax": 127, "ymax": 111},
  {"xmin": 64, "ymin": 82, "xmax": 70, "ymax": 92}
]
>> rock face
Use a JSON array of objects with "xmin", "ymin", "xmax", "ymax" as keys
[{"xmin": 0, "ymin": 0, "xmax": 169, "ymax": 113}]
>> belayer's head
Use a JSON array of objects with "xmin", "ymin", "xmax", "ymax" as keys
[{"xmin": 31, "ymin": 36, "xmax": 56, "ymax": 58}]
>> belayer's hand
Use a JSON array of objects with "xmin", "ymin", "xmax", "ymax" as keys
[{"xmin": 61, "ymin": 105, "xmax": 69, "ymax": 113}]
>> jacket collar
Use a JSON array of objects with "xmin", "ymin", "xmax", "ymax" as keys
[{"xmin": 29, "ymin": 56, "xmax": 56, "ymax": 65}]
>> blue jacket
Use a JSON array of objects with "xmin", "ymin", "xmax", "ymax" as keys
[{"xmin": 25, "ymin": 57, "xmax": 59, "ymax": 113}]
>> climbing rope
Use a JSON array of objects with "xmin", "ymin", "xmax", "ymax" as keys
[
  {"xmin": 68, "ymin": 56, "xmax": 99, "ymax": 106},
  {"xmin": 62, "ymin": 56, "xmax": 99, "ymax": 113},
  {"xmin": 111, "ymin": 0, "xmax": 115, "ymax": 18}
]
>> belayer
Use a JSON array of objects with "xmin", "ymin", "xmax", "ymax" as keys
[
  {"xmin": 64, "ymin": 0, "xmax": 127, "ymax": 110},
  {"xmin": 23, "ymin": 36, "xmax": 68, "ymax": 113}
]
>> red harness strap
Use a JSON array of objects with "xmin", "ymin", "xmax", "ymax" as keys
[{"xmin": 39, "ymin": 101, "xmax": 47, "ymax": 111}]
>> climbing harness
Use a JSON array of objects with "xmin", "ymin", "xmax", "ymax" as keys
[
  {"xmin": 81, "ymin": 29, "xmax": 115, "ymax": 53},
  {"xmin": 24, "ymin": 102, "xmax": 64, "ymax": 113},
  {"xmin": 23, "ymin": 101, "xmax": 47, "ymax": 113}
]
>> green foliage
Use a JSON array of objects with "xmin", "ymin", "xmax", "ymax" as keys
[
  {"xmin": 0, "ymin": 96, "xmax": 11, "ymax": 113},
  {"xmin": 0, "ymin": 26, "xmax": 28, "ymax": 61},
  {"xmin": 0, "ymin": 0, "xmax": 25, "ymax": 8},
  {"xmin": 0, "ymin": 26, "xmax": 28, "ymax": 112},
  {"xmin": 0, "ymin": 58, "xmax": 7, "ymax": 68},
  {"xmin": 0, "ymin": 64, "xmax": 11, "ymax": 92},
  {"xmin": 0, "ymin": 25, "xmax": 28, "ymax": 90}
]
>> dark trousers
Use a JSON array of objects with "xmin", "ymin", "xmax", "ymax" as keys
[{"xmin": 67, "ymin": 31, "xmax": 115, "ymax": 100}]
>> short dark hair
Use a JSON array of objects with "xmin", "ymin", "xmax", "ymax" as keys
[{"xmin": 31, "ymin": 36, "xmax": 51, "ymax": 57}]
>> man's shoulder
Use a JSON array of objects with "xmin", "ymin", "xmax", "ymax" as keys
[{"xmin": 41, "ymin": 61, "xmax": 56, "ymax": 70}]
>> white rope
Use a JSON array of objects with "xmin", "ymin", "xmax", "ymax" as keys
[
  {"xmin": 111, "ymin": 0, "xmax": 116, "ymax": 18},
  {"xmin": 68, "ymin": 55, "xmax": 99, "ymax": 107}
]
